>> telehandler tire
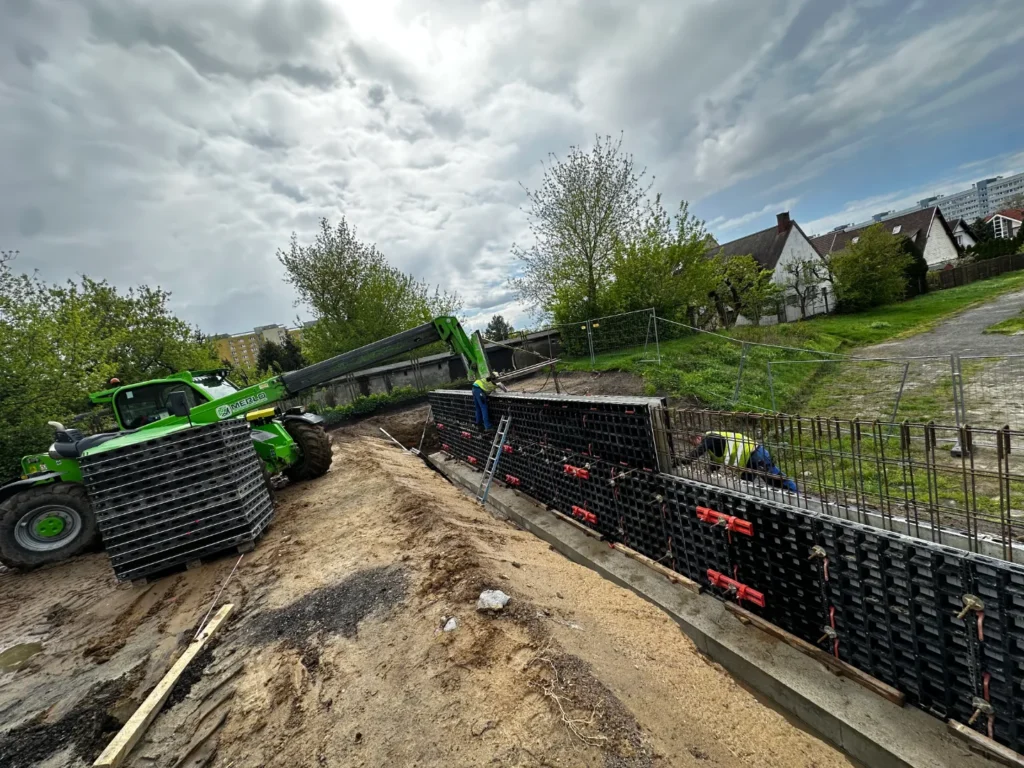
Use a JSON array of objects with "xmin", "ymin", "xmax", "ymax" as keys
[
  {"xmin": 284, "ymin": 421, "xmax": 333, "ymax": 482},
  {"xmin": 0, "ymin": 484, "xmax": 99, "ymax": 569}
]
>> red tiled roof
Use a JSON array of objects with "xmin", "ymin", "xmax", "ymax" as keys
[{"xmin": 985, "ymin": 208, "xmax": 1024, "ymax": 224}]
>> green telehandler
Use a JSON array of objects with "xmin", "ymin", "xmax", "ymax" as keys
[{"xmin": 0, "ymin": 317, "xmax": 492, "ymax": 569}]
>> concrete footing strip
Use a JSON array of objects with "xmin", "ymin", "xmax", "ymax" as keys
[{"xmin": 428, "ymin": 452, "xmax": 992, "ymax": 768}]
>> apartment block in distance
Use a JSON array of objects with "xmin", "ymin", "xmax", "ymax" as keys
[
  {"xmin": 212, "ymin": 323, "xmax": 305, "ymax": 368},
  {"xmin": 864, "ymin": 171, "xmax": 1024, "ymax": 226}
]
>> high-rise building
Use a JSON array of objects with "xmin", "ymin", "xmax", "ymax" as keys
[
  {"xmin": 854, "ymin": 171, "xmax": 1024, "ymax": 228},
  {"xmin": 211, "ymin": 323, "xmax": 305, "ymax": 368}
]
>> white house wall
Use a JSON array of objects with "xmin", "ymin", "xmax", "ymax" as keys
[
  {"xmin": 923, "ymin": 216, "xmax": 960, "ymax": 268},
  {"xmin": 773, "ymin": 228, "xmax": 832, "ymax": 321}
]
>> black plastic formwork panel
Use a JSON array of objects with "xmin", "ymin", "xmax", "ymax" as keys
[
  {"xmin": 429, "ymin": 390, "xmax": 665, "ymax": 470},
  {"xmin": 730, "ymin": 499, "xmax": 825, "ymax": 643},
  {"xmin": 428, "ymin": 389, "xmax": 1024, "ymax": 752},
  {"xmin": 80, "ymin": 420, "xmax": 274, "ymax": 581},
  {"xmin": 971, "ymin": 556, "xmax": 1024, "ymax": 748}
]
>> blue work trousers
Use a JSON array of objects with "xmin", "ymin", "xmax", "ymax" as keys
[{"xmin": 472, "ymin": 385, "xmax": 492, "ymax": 430}]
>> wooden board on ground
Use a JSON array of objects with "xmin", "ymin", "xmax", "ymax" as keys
[
  {"xmin": 93, "ymin": 603, "xmax": 235, "ymax": 768},
  {"xmin": 948, "ymin": 720, "xmax": 1024, "ymax": 767},
  {"xmin": 612, "ymin": 542, "xmax": 702, "ymax": 595},
  {"xmin": 723, "ymin": 602, "xmax": 905, "ymax": 707}
]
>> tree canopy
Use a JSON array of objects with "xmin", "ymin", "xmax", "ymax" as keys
[
  {"xmin": 830, "ymin": 224, "xmax": 913, "ymax": 311},
  {"xmin": 484, "ymin": 315, "xmax": 514, "ymax": 341},
  {"xmin": 257, "ymin": 334, "xmax": 307, "ymax": 373},
  {"xmin": 605, "ymin": 197, "xmax": 720, "ymax": 323},
  {"xmin": 279, "ymin": 217, "xmax": 462, "ymax": 362},
  {"xmin": 0, "ymin": 253, "xmax": 218, "ymax": 480},
  {"xmin": 511, "ymin": 134, "xmax": 651, "ymax": 323}
]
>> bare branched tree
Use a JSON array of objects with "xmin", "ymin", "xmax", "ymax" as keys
[
  {"xmin": 781, "ymin": 258, "xmax": 822, "ymax": 319},
  {"xmin": 510, "ymin": 134, "xmax": 652, "ymax": 321}
]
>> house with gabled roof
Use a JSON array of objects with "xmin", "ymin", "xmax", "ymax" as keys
[
  {"xmin": 712, "ymin": 212, "xmax": 830, "ymax": 323},
  {"xmin": 810, "ymin": 206, "xmax": 959, "ymax": 270}
]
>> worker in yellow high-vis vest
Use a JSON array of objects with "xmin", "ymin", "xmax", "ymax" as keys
[
  {"xmin": 472, "ymin": 373, "xmax": 507, "ymax": 432},
  {"xmin": 684, "ymin": 430, "xmax": 797, "ymax": 492}
]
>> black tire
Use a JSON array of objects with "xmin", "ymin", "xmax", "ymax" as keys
[
  {"xmin": 0, "ymin": 484, "xmax": 99, "ymax": 569},
  {"xmin": 284, "ymin": 421, "xmax": 333, "ymax": 482}
]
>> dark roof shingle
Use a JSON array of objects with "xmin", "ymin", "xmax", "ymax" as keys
[
  {"xmin": 713, "ymin": 225, "xmax": 789, "ymax": 270},
  {"xmin": 809, "ymin": 207, "xmax": 940, "ymax": 256}
]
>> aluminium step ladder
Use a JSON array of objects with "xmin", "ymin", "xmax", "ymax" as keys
[{"xmin": 477, "ymin": 414, "xmax": 512, "ymax": 504}]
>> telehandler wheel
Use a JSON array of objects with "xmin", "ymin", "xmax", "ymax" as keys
[
  {"xmin": 0, "ymin": 484, "xmax": 99, "ymax": 569},
  {"xmin": 284, "ymin": 421, "xmax": 333, "ymax": 482}
]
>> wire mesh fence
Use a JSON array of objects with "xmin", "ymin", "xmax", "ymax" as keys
[
  {"xmin": 548, "ymin": 308, "xmax": 660, "ymax": 368},
  {"xmin": 517, "ymin": 309, "xmax": 1024, "ymax": 441},
  {"xmin": 665, "ymin": 408, "xmax": 1024, "ymax": 562},
  {"xmin": 956, "ymin": 354, "xmax": 1024, "ymax": 436}
]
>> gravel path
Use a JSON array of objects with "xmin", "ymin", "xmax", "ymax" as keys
[{"xmin": 863, "ymin": 288, "xmax": 1024, "ymax": 358}]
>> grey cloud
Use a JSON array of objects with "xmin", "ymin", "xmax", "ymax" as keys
[
  {"xmin": 367, "ymin": 84, "xmax": 387, "ymax": 106},
  {"xmin": 270, "ymin": 178, "xmax": 307, "ymax": 203},
  {"xmin": 13, "ymin": 40, "xmax": 47, "ymax": 68},
  {"xmin": 1, "ymin": 0, "xmax": 1021, "ymax": 335}
]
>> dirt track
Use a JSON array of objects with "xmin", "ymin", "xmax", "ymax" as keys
[{"xmin": 0, "ymin": 421, "xmax": 853, "ymax": 768}]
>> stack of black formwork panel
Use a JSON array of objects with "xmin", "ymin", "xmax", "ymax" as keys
[
  {"xmin": 428, "ymin": 387, "xmax": 1024, "ymax": 753},
  {"xmin": 80, "ymin": 420, "xmax": 274, "ymax": 582}
]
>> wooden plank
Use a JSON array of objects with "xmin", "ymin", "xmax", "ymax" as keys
[
  {"xmin": 550, "ymin": 509, "xmax": 604, "ymax": 540},
  {"xmin": 612, "ymin": 543, "xmax": 702, "ymax": 595},
  {"xmin": 93, "ymin": 604, "xmax": 235, "ymax": 768},
  {"xmin": 947, "ymin": 720, "xmax": 1024, "ymax": 767},
  {"xmin": 723, "ymin": 602, "xmax": 905, "ymax": 707}
]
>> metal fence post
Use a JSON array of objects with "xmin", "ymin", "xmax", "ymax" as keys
[
  {"xmin": 652, "ymin": 308, "xmax": 661, "ymax": 364},
  {"xmin": 767, "ymin": 361, "xmax": 778, "ymax": 413},
  {"xmin": 586, "ymin": 320, "xmax": 596, "ymax": 368},
  {"xmin": 732, "ymin": 343, "xmax": 749, "ymax": 406}
]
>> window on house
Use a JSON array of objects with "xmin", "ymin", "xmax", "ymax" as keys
[
  {"xmin": 852, "ymin": 237, "xmax": 859, "ymax": 244},
  {"xmin": 892, "ymin": 225, "xmax": 902, "ymax": 234}
]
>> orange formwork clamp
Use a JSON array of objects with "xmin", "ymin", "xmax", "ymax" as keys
[
  {"xmin": 564, "ymin": 464, "xmax": 591, "ymax": 480},
  {"xmin": 707, "ymin": 569, "xmax": 765, "ymax": 608},
  {"xmin": 571, "ymin": 505, "xmax": 597, "ymax": 525},
  {"xmin": 696, "ymin": 506, "xmax": 754, "ymax": 542}
]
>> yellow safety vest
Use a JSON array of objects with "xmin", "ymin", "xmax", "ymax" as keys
[
  {"xmin": 474, "ymin": 378, "xmax": 496, "ymax": 393},
  {"xmin": 705, "ymin": 431, "xmax": 756, "ymax": 468}
]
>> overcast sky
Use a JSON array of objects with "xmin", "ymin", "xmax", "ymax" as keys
[{"xmin": 2, "ymin": 0, "xmax": 1022, "ymax": 335}]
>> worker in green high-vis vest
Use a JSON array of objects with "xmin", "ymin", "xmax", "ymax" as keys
[{"xmin": 472, "ymin": 372, "xmax": 507, "ymax": 432}]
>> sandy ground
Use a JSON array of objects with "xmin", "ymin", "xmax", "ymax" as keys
[{"xmin": 0, "ymin": 420, "xmax": 853, "ymax": 768}]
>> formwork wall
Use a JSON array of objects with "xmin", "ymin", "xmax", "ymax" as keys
[{"xmin": 429, "ymin": 389, "xmax": 1024, "ymax": 753}]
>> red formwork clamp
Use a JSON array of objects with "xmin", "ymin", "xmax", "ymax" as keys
[
  {"xmin": 436, "ymin": 423, "xmax": 445, "ymax": 430},
  {"xmin": 696, "ymin": 506, "xmax": 754, "ymax": 541},
  {"xmin": 571, "ymin": 505, "xmax": 597, "ymax": 525},
  {"xmin": 441, "ymin": 443, "xmax": 451, "ymax": 452},
  {"xmin": 706, "ymin": 570, "xmax": 765, "ymax": 608},
  {"xmin": 504, "ymin": 474, "xmax": 521, "ymax": 486},
  {"xmin": 461, "ymin": 430, "xmax": 473, "ymax": 439},
  {"xmin": 564, "ymin": 464, "xmax": 591, "ymax": 480},
  {"xmin": 502, "ymin": 444, "xmax": 514, "ymax": 454},
  {"xmin": 467, "ymin": 456, "xmax": 478, "ymax": 465}
]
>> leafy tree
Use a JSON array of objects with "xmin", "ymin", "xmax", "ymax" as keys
[
  {"xmin": 257, "ymin": 335, "xmax": 307, "ymax": 373},
  {"xmin": 780, "ymin": 258, "xmax": 823, "ymax": 319},
  {"xmin": 279, "ymin": 217, "xmax": 462, "ymax": 362},
  {"xmin": 970, "ymin": 217, "xmax": 994, "ymax": 245},
  {"xmin": 0, "ymin": 254, "xmax": 218, "ymax": 480},
  {"xmin": 484, "ymin": 315, "xmax": 514, "ymax": 341},
  {"xmin": 719, "ymin": 256, "xmax": 783, "ymax": 327},
  {"xmin": 510, "ymin": 134, "xmax": 651, "ymax": 323},
  {"xmin": 830, "ymin": 224, "xmax": 913, "ymax": 311},
  {"xmin": 605, "ymin": 197, "xmax": 720, "ymax": 323}
]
